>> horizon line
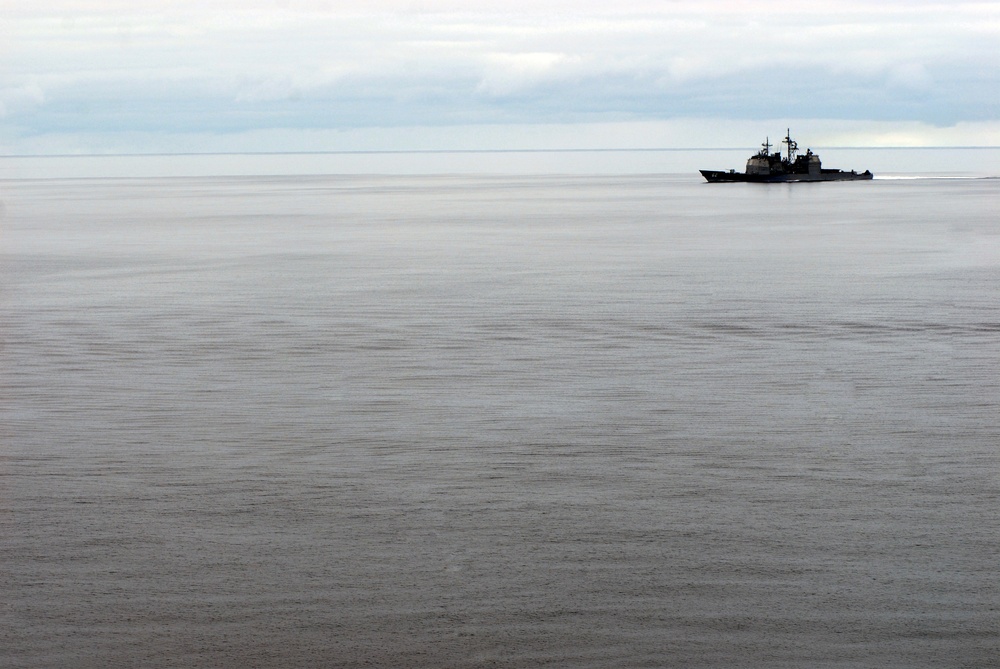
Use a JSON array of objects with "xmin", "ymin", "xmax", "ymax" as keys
[{"xmin": 2, "ymin": 146, "xmax": 999, "ymax": 159}]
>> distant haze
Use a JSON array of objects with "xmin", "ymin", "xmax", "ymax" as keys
[{"xmin": 3, "ymin": 0, "xmax": 998, "ymax": 154}]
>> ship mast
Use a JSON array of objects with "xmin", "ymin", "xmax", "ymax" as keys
[{"xmin": 782, "ymin": 128, "xmax": 798, "ymax": 161}]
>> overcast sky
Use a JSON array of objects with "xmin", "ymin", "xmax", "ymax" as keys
[{"xmin": 3, "ymin": 0, "xmax": 998, "ymax": 154}]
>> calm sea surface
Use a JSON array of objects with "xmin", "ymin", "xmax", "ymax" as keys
[{"xmin": 2, "ymin": 157, "xmax": 999, "ymax": 667}]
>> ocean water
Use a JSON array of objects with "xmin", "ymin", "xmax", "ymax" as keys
[{"xmin": 2, "ymin": 157, "xmax": 999, "ymax": 668}]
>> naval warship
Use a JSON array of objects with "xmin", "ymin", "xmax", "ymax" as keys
[{"xmin": 700, "ymin": 130, "xmax": 873, "ymax": 182}]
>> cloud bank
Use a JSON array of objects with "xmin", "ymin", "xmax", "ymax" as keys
[{"xmin": 3, "ymin": 1, "xmax": 998, "ymax": 152}]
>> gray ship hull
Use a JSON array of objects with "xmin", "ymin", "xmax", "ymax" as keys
[{"xmin": 700, "ymin": 169, "xmax": 873, "ymax": 183}]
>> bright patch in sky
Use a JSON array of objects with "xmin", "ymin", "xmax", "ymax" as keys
[{"xmin": 2, "ymin": 1, "xmax": 998, "ymax": 153}]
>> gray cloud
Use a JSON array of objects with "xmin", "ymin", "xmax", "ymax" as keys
[{"xmin": 3, "ymin": 1, "xmax": 998, "ymax": 151}]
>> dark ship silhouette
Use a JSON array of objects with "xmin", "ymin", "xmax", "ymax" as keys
[{"xmin": 700, "ymin": 130, "xmax": 873, "ymax": 182}]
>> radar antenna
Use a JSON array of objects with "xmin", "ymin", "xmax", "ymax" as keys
[
  {"xmin": 782, "ymin": 128, "xmax": 798, "ymax": 161},
  {"xmin": 760, "ymin": 137, "xmax": 771, "ymax": 155}
]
